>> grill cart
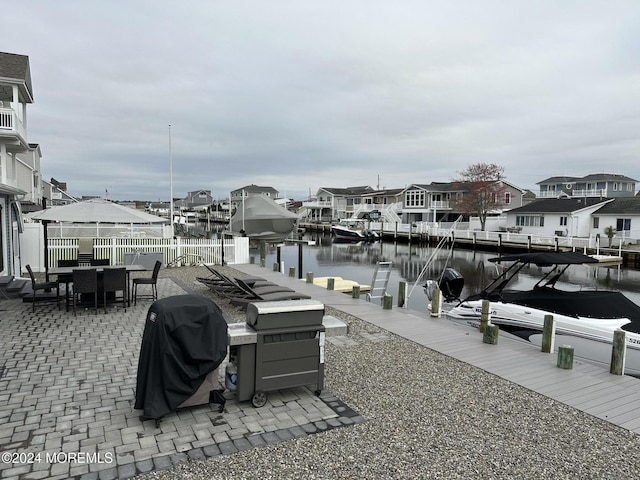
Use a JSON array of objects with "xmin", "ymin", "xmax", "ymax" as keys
[
  {"xmin": 135, "ymin": 295, "xmax": 228, "ymax": 426},
  {"xmin": 227, "ymin": 299, "xmax": 326, "ymax": 408}
]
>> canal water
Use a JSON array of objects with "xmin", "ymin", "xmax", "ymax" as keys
[{"xmin": 250, "ymin": 233, "xmax": 640, "ymax": 315}]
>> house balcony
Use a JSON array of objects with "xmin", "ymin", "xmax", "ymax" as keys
[
  {"xmin": 0, "ymin": 107, "xmax": 27, "ymax": 146},
  {"xmin": 302, "ymin": 200, "xmax": 333, "ymax": 208},
  {"xmin": 538, "ymin": 189, "xmax": 607, "ymax": 198}
]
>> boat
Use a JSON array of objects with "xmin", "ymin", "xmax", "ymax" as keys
[
  {"xmin": 426, "ymin": 251, "xmax": 640, "ymax": 377},
  {"xmin": 230, "ymin": 195, "xmax": 299, "ymax": 243},
  {"xmin": 331, "ymin": 219, "xmax": 378, "ymax": 242}
]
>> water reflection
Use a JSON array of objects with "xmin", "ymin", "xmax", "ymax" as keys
[{"xmin": 250, "ymin": 234, "xmax": 640, "ymax": 314}]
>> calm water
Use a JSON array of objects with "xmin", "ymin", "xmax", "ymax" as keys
[{"xmin": 249, "ymin": 233, "xmax": 640, "ymax": 314}]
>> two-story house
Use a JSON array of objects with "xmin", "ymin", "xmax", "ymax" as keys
[
  {"xmin": 401, "ymin": 181, "xmax": 528, "ymax": 224},
  {"xmin": 0, "ymin": 51, "xmax": 33, "ymax": 277},
  {"xmin": 537, "ymin": 173, "xmax": 637, "ymax": 199},
  {"xmin": 174, "ymin": 189, "xmax": 214, "ymax": 211},
  {"xmin": 230, "ymin": 185, "xmax": 279, "ymax": 213},
  {"xmin": 302, "ymin": 186, "xmax": 373, "ymax": 222}
]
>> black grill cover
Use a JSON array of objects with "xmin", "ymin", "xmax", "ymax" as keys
[{"xmin": 135, "ymin": 295, "xmax": 228, "ymax": 420}]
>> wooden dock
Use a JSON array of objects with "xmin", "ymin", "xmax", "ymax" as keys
[{"xmin": 235, "ymin": 263, "xmax": 640, "ymax": 434}]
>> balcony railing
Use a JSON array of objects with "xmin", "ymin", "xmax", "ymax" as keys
[
  {"xmin": 0, "ymin": 107, "xmax": 27, "ymax": 141},
  {"xmin": 538, "ymin": 189, "xmax": 607, "ymax": 198}
]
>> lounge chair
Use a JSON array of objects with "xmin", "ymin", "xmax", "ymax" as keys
[
  {"xmin": 225, "ymin": 278, "xmax": 311, "ymax": 308},
  {"xmin": 201, "ymin": 264, "xmax": 271, "ymax": 288},
  {"xmin": 196, "ymin": 265, "xmax": 280, "ymax": 296}
]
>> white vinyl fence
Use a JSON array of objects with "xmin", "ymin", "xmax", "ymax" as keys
[{"xmin": 20, "ymin": 223, "xmax": 249, "ymax": 273}]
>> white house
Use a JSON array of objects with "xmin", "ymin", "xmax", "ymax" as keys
[
  {"xmin": 505, "ymin": 197, "xmax": 612, "ymax": 238},
  {"xmin": 0, "ymin": 51, "xmax": 33, "ymax": 277}
]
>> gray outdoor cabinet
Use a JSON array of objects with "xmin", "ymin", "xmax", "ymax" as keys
[{"xmin": 228, "ymin": 300, "xmax": 326, "ymax": 407}]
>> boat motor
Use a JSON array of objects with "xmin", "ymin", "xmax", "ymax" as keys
[{"xmin": 423, "ymin": 268, "xmax": 464, "ymax": 303}]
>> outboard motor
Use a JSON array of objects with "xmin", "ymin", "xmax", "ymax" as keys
[{"xmin": 423, "ymin": 268, "xmax": 464, "ymax": 303}]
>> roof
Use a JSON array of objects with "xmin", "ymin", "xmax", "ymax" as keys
[
  {"xmin": 0, "ymin": 52, "xmax": 33, "ymax": 102},
  {"xmin": 361, "ymin": 188, "xmax": 404, "ymax": 197},
  {"xmin": 593, "ymin": 197, "xmax": 640, "ymax": 215},
  {"xmin": 232, "ymin": 184, "xmax": 279, "ymax": 195},
  {"xmin": 321, "ymin": 186, "xmax": 373, "ymax": 196},
  {"xmin": 507, "ymin": 197, "xmax": 609, "ymax": 214},
  {"xmin": 537, "ymin": 173, "xmax": 638, "ymax": 185}
]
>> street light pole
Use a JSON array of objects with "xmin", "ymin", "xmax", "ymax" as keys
[{"xmin": 169, "ymin": 124, "xmax": 174, "ymax": 237}]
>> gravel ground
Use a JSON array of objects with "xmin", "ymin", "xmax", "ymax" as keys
[{"xmin": 138, "ymin": 265, "xmax": 640, "ymax": 479}]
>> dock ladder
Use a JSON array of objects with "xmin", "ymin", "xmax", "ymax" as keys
[{"xmin": 366, "ymin": 261, "xmax": 392, "ymax": 304}]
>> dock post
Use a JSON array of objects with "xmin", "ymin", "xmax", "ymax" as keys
[
  {"xmin": 383, "ymin": 294, "xmax": 393, "ymax": 310},
  {"xmin": 260, "ymin": 241, "xmax": 266, "ymax": 267},
  {"xmin": 610, "ymin": 329, "xmax": 626, "ymax": 375},
  {"xmin": 482, "ymin": 324, "xmax": 499, "ymax": 345},
  {"xmin": 527, "ymin": 235, "xmax": 532, "ymax": 251},
  {"xmin": 394, "ymin": 222, "xmax": 398, "ymax": 241},
  {"xmin": 250, "ymin": 256, "xmax": 255, "ymax": 264},
  {"xmin": 479, "ymin": 300, "xmax": 491, "ymax": 333},
  {"xmin": 306, "ymin": 272, "xmax": 314, "ymax": 284},
  {"xmin": 273, "ymin": 262, "xmax": 279, "ymax": 272},
  {"xmin": 541, "ymin": 314, "xmax": 555, "ymax": 353},
  {"xmin": 472, "ymin": 232, "xmax": 477, "ymax": 250},
  {"xmin": 398, "ymin": 281, "xmax": 406, "ymax": 308},
  {"xmin": 288, "ymin": 267, "xmax": 296, "ymax": 278},
  {"xmin": 430, "ymin": 288, "xmax": 441, "ymax": 317},
  {"xmin": 557, "ymin": 345, "xmax": 574, "ymax": 370},
  {"xmin": 327, "ymin": 278, "xmax": 335, "ymax": 290},
  {"xmin": 352, "ymin": 285, "xmax": 361, "ymax": 299},
  {"xmin": 298, "ymin": 243, "xmax": 303, "ymax": 279}
]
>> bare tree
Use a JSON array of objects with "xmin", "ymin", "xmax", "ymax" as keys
[{"xmin": 453, "ymin": 163, "xmax": 508, "ymax": 231}]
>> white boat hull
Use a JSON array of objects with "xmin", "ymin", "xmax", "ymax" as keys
[{"xmin": 445, "ymin": 300, "xmax": 640, "ymax": 377}]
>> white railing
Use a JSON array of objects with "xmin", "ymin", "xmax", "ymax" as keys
[{"xmin": 0, "ymin": 107, "xmax": 26, "ymax": 140}]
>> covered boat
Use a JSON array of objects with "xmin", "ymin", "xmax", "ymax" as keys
[
  {"xmin": 437, "ymin": 252, "xmax": 640, "ymax": 377},
  {"xmin": 231, "ymin": 195, "xmax": 299, "ymax": 243}
]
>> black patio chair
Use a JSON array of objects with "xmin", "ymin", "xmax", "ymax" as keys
[
  {"xmin": 133, "ymin": 260, "xmax": 162, "ymax": 305},
  {"xmin": 102, "ymin": 267, "xmax": 127, "ymax": 313},
  {"xmin": 25, "ymin": 264, "xmax": 60, "ymax": 312},
  {"xmin": 56, "ymin": 259, "xmax": 79, "ymax": 311},
  {"xmin": 90, "ymin": 258, "xmax": 111, "ymax": 266},
  {"xmin": 72, "ymin": 268, "xmax": 99, "ymax": 316}
]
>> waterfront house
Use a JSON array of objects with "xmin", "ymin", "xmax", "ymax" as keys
[
  {"xmin": 504, "ymin": 197, "xmax": 611, "ymax": 238},
  {"xmin": 401, "ymin": 181, "xmax": 528, "ymax": 224},
  {"xmin": 302, "ymin": 186, "xmax": 373, "ymax": 222},
  {"xmin": 537, "ymin": 173, "xmax": 637, "ymax": 199},
  {"xmin": 230, "ymin": 184, "xmax": 279, "ymax": 212},
  {"xmin": 0, "ymin": 51, "xmax": 34, "ymax": 277},
  {"xmin": 174, "ymin": 189, "xmax": 214, "ymax": 210},
  {"xmin": 591, "ymin": 197, "xmax": 640, "ymax": 244}
]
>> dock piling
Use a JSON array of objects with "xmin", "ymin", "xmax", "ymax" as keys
[
  {"xmin": 541, "ymin": 314, "xmax": 555, "ymax": 353},
  {"xmin": 557, "ymin": 345, "xmax": 574, "ymax": 370},
  {"xmin": 610, "ymin": 329, "xmax": 626, "ymax": 375}
]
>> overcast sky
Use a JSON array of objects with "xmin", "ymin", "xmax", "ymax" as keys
[{"xmin": 3, "ymin": 1, "xmax": 639, "ymax": 202}]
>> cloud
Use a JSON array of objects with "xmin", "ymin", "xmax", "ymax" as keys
[{"xmin": 2, "ymin": 0, "xmax": 639, "ymax": 201}]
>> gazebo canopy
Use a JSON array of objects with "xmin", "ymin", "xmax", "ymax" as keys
[{"xmin": 28, "ymin": 199, "xmax": 167, "ymax": 224}]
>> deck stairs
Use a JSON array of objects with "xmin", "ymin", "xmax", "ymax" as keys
[
  {"xmin": 0, "ymin": 276, "xmax": 31, "ymax": 301},
  {"xmin": 366, "ymin": 261, "xmax": 392, "ymax": 305}
]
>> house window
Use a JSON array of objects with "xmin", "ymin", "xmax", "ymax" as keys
[
  {"xmin": 405, "ymin": 190, "xmax": 425, "ymax": 207},
  {"xmin": 505, "ymin": 192, "xmax": 511, "ymax": 205},
  {"xmin": 593, "ymin": 217, "xmax": 599, "ymax": 229},
  {"xmin": 516, "ymin": 215, "xmax": 544, "ymax": 227},
  {"xmin": 616, "ymin": 218, "xmax": 631, "ymax": 231},
  {"xmin": 560, "ymin": 216, "xmax": 567, "ymax": 226}
]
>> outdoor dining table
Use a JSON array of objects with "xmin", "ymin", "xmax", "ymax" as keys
[{"xmin": 48, "ymin": 264, "xmax": 147, "ymax": 310}]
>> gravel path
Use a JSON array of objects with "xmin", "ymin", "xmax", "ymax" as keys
[{"xmin": 138, "ymin": 265, "xmax": 640, "ymax": 479}]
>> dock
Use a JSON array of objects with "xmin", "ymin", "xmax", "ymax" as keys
[
  {"xmin": 235, "ymin": 263, "xmax": 640, "ymax": 434},
  {"xmin": 304, "ymin": 276, "xmax": 371, "ymax": 293}
]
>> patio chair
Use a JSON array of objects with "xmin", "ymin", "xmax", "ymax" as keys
[
  {"xmin": 56, "ymin": 259, "xmax": 79, "ymax": 311},
  {"xmin": 72, "ymin": 268, "xmax": 99, "ymax": 316},
  {"xmin": 25, "ymin": 264, "xmax": 60, "ymax": 312},
  {"xmin": 133, "ymin": 260, "xmax": 161, "ymax": 305},
  {"xmin": 102, "ymin": 267, "xmax": 127, "ymax": 313},
  {"xmin": 90, "ymin": 258, "xmax": 111, "ymax": 266}
]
